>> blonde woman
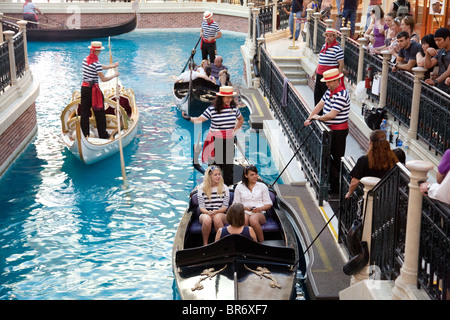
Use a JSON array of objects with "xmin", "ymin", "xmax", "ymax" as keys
[{"xmin": 197, "ymin": 165, "xmax": 230, "ymax": 245}]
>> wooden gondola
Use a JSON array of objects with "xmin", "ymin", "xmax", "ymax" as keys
[
  {"xmin": 173, "ymin": 77, "xmax": 219, "ymax": 118},
  {"xmin": 26, "ymin": 13, "xmax": 137, "ymax": 41},
  {"xmin": 172, "ymin": 183, "xmax": 302, "ymax": 300},
  {"xmin": 60, "ymin": 69, "xmax": 138, "ymax": 165}
]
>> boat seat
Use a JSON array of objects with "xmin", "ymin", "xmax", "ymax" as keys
[{"xmin": 188, "ymin": 189, "xmax": 280, "ymax": 235}]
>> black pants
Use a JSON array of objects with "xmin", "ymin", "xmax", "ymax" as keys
[
  {"xmin": 201, "ymin": 41, "xmax": 217, "ymax": 64},
  {"xmin": 314, "ymin": 74, "xmax": 328, "ymax": 110},
  {"xmin": 80, "ymin": 86, "xmax": 109, "ymax": 139},
  {"xmin": 329, "ymin": 128, "xmax": 348, "ymax": 192},
  {"xmin": 23, "ymin": 14, "xmax": 38, "ymax": 28},
  {"xmin": 212, "ymin": 137, "xmax": 235, "ymax": 186}
]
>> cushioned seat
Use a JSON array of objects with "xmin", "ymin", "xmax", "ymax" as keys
[{"xmin": 188, "ymin": 188, "xmax": 280, "ymax": 235}]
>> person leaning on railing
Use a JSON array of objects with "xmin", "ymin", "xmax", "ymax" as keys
[
  {"xmin": 419, "ymin": 149, "xmax": 450, "ymax": 205},
  {"xmin": 344, "ymin": 130, "xmax": 400, "ymax": 199},
  {"xmin": 423, "ymin": 27, "xmax": 450, "ymax": 94}
]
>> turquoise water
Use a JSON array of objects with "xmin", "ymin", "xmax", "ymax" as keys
[{"xmin": 0, "ymin": 30, "xmax": 282, "ymax": 299}]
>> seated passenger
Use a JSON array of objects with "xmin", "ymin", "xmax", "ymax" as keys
[
  {"xmin": 345, "ymin": 130, "xmax": 399, "ymax": 199},
  {"xmin": 215, "ymin": 203, "xmax": 257, "ymax": 242},
  {"xmin": 210, "ymin": 56, "xmax": 230, "ymax": 86},
  {"xmin": 176, "ymin": 62, "xmax": 200, "ymax": 82},
  {"xmin": 233, "ymin": 165, "xmax": 272, "ymax": 243},
  {"xmin": 196, "ymin": 59, "xmax": 210, "ymax": 76},
  {"xmin": 197, "ymin": 165, "xmax": 230, "ymax": 245}
]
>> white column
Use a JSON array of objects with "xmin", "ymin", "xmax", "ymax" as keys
[
  {"xmin": 378, "ymin": 50, "xmax": 392, "ymax": 109},
  {"xmin": 17, "ymin": 20, "xmax": 29, "ymax": 71},
  {"xmin": 407, "ymin": 67, "xmax": 426, "ymax": 145},
  {"xmin": 4, "ymin": 30, "xmax": 17, "ymax": 86},
  {"xmin": 357, "ymin": 37, "xmax": 369, "ymax": 84}
]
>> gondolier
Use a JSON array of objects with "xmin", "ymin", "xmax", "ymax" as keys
[
  {"xmin": 200, "ymin": 11, "xmax": 222, "ymax": 64},
  {"xmin": 22, "ymin": 0, "xmax": 42, "ymax": 28},
  {"xmin": 304, "ymin": 68, "xmax": 350, "ymax": 194},
  {"xmin": 80, "ymin": 41, "xmax": 119, "ymax": 139}
]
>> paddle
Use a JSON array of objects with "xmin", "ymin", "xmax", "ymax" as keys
[
  {"xmin": 181, "ymin": 36, "xmax": 202, "ymax": 73},
  {"xmin": 108, "ymin": 37, "xmax": 128, "ymax": 188}
]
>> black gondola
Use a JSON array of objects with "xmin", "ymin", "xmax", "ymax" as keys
[
  {"xmin": 25, "ymin": 13, "xmax": 137, "ymax": 41},
  {"xmin": 173, "ymin": 77, "xmax": 219, "ymax": 117}
]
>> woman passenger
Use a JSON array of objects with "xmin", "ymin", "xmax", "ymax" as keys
[
  {"xmin": 233, "ymin": 165, "xmax": 272, "ymax": 243},
  {"xmin": 215, "ymin": 203, "xmax": 257, "ymax": 242},
  {"xmin": 345, "ymin": 130, "xmax": 399, "ymax": 199},
  {"xmin": 197, "ymin": 165, "xmax": 230, "ymax": 245}
]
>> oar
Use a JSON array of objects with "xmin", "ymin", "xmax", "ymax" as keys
[
  {"xmin": 109, "ymin": 38, "xmax": 128, "ymax": 187},
  {"xmin": 181, "ymin": 36, "xmax": 202, "ymax": 73}
]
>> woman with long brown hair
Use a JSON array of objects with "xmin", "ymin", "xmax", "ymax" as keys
[{"xmin": 345, "ymin": 130, "xmax": 399, "ymax": 198}]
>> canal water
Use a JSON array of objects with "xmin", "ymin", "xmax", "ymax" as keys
[{"xmin": 0, "ymin": 30, "xmax": 284, "ymax": 299}]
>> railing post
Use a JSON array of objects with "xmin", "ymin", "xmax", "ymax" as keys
[
  {"xmin": 351, "ymin": 176, "xmax": 380, "ymax": 285},
  {"xmin": 392, "ymin": 160, "xmax": 434, "ymax": 300},
  {"xmin": 324, "ymin": 18, "xmax": 333, "ymax": 28},
  {"xmin": 406, "ymin": 67, "xmax": 426, "ymax": 146},
  {"xmin": 272, "ymin": 1, "xmax": 277, "ymax": 34},
  {"xmin": 357, "ymin": 37, "xmax": 368, "ymax": 84},
  {"xmin": 251, "ymin": 7, "xmax": 260, "ymax": 56},
  {"xmin": 305, "ymin": 8, "xmax": 314, "ymax": 49},
  {"xmin": 340, "ymin": 27, "xmax": 350, "ymax": 50},
  {"xmin": 247, "ymin": 3, "xmax": 254, "ymax": 42},
  {"xmin": 17, "ymin": 20, "xmax": 29, "ymax": 72},
  {"xmin": 0, "ymin": 13, "xmax": 4, "ymax": 42},
  {"xmin": 378, "ymin": 50, "xmax": 392, "ymax": 109},
  {"xmin": 4, "ymin": 30, "xmax": 17, "ymax": 87},
  {"xmin": 312, "ymin": 12, "xmax": 321, "ymax": 52}
]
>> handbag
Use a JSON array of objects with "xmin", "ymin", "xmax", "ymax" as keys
[{"xmin": 363, "ymin": 104, "xmax": 386, "ymax": 130}]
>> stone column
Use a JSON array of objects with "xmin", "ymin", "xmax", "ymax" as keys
[
  {"xmin": 305, "ymin": 8, "xmax": 314, "ymax": 49},
  {"xmin": 0, "ymin": 13, "xmax": 4, "ymax": 42},
  {"xmin": 357, "ymin": 37, "xmax": 369, "ymax": 84},
  {"xmin": 272, "ymin": 1, "xmax": 277, "ymax": 34},
  {"xmin": 351, "ymin": 176, "xmax": 380, "ymax": 285},
  {"xmin": 17, "ymin": 20, "xmax": 29, "ymax": 72},
  {"xmin": 4, "ymin": 30, "xmax": 17, "ymax": 86},
  {"xmin": 407, "ymin": 67, "xmax": 426, "ymax": 145},
  {"xmin": 247, "ymin": 3, "xmax": 254, "ymax": 42},
  {"xmin": 340, "ymin": 27, "xmax": 350, "ymax": 50},
  {"xmin": 312, "ymin": 12, "xmax": 321, "ymax": 52},
  {"xmin": 392, "ymin": 160, "xmax": 434, "ymax": 300},
  {"xmin": 324, "ymin": 18, "xmax": 333, "ymax": 28},
  {"xmin": 378, "ymin": 50, "xmax": 392, "ymax": 109}
]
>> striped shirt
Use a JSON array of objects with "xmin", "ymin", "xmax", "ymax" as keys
[
  {"xmin": 82, "ymin": 58, "xmax": 102, "ymax": 84},
  {"xmin": 318, "ymin": 44, "xmax": 344, "ymax": 68},
  {"xmin": 198, "ymin": 185, "xmax": 230, "ymax": 211},
  {"xmin": 321, "ymin": 89, "xmax": 350, "ymax": 125},
  {"xmin": 201, "ymin": 21, "xmax": 221, "ymax": 42},
  {"xmin": 200, "ymin": 105, "xmax": 241, "ymax": 131}
]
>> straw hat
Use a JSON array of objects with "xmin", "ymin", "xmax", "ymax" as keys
[
  {"xmin": 320, "ymin": 68, "xmax": 344, "ymax": 82},
  {"xmin": 322, "ymin": 28, "xmax": 338, "ymax": 37},
  {"xmin": 88, "ymin": 41, "xmax": 105, "ymax": 50},
  {"xmin": 203, "ymin": 11, "xmax": 213, "ymax": 20},
  {"xmin": 216, "ymin": 86, "xmax": 237, "ymax": 96}
]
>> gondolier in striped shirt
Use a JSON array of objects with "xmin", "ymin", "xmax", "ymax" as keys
[
  {"xmin": 80, "ymin": 41, "xmax": 119, "ymax": 139},
  {"xmin": 201, "ymin": 11, "xmax": 222, "ymax": 64},
  {"xmin": 312, "ymin": 28, "xmax": 345, "ymax": 107},
  {"xmin": 304, "ymin": 68, "xmax": 350, "ymax": 194},
  {"xmin": 182, "ymin": 86, "xmax": 244, "ymax": 186}
]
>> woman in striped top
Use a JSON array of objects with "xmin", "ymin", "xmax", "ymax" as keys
[
  {"xmin": 197, "ymin": 166, "xmax": 230, "ymax": 245},
  {"xmin": 182, "ymin": 86, "xmax": 244, "ymax": 186},
  {"xmin": 304, "ymin": 68, "xmax": 350, "ymax": 194}
]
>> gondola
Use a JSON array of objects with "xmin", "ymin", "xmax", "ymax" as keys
[
  {"xmin": 173, "ymin": 77, "xmax": 219, "ymax": 117},
  {"xmin": 60, "ymin": 69, "xmax": 139, "ymax": 165},
  {"xmin": 26, "ymin": 13, "xmax": 137, "ymax": 41},
  {"xmin": 172, "ymin": 181, "xmax": 301, "ymax": 300}
]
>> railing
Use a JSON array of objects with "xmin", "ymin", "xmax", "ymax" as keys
[
  {"xmin": 339, "ymin": 157, "xmax": 450, "ymax": 300},
  {"xmin": 259, "ymin": 44, "xmax": 332, "ymax": 205}
]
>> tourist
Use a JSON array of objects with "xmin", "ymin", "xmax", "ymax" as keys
[
  {"xmin": 345, "ymin": 130, "xmax": 400, "ymax": 199},
  {"xmin": 197, "ymin": 165, "xmax": 230, "ymax": 245},
  {"xmin": 419, "ymin": 149, "xmax": 450, "ymax": 205},
  {"xmin": 305, "ymin": 68, "xmax": 350, "ymax": 195},
  {"xmin": 176, "ymin": 61, "xmax": 215, "ymax": 83},
  {"xmin": 287, "ymin": 0, "xmax": 303, "ymax": 40},
  {"xmin": 312, "ymin": 28, "xmax": 344, "ymax": 107},
  {"xmin": 200, "ymin": 11, "xmax": 222, "ymax": 64},
  {"xmin": 215, "ymin": 203, "xmax": 257, "ymax": 242},
  {"xmin": 80, "ymin": 41, "xmax": 119, "ymax": 139},
  {"xmin": 182, "ymin": 86, "xmax": 243, "ymax": 186},
  {"xmin": 416, "ymin": 34, "xmax": 438, "ymax": 79},
  {"xmin": 388, "ymin": 17, "xmax": 402, "ymax": 62},
  {"xmin": 365, "ymin": 0, "xmax": 382, "ymax": 31},
  {"xmin": 196, "ymin": 59, "xmax": 210, "ymax": 76},
  {"xmin": 391, "ymin": 31, "xmax": 421, "ymax": 72},
  {"xmin": 210, "ymin": 56, "xmax": 230, "ymax": 86},
  {"xmin": 400, "ymin": 15, "xmax": 419, "ymax": 42},
  {"xmin": 233, "ymin": 165, "xmax": 273, "ymax": 243},
  {"xmin": 364, "ymin": 6, "xmax": 387, "ymax": 54},
  {"xmin": 390, "ymin": 0, "xmax": 413, "ymax": 18},
  {"xmin": 341, "ymin": 0, "xmax": 358, "ymax": 38},
  {"xmin": 22, "ymin": 0, "xmax": 42, "ymax": 28},
  {"xmin": 424, "ymin": 27, "xmax": 450, "ymax": 94},
  {"xmin": 384, "ymin": 12, "xmax": 398, "ymax": 46}
]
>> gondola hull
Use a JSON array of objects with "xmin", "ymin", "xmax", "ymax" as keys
[
  {"xmin": 26, "ymin": 13, "xmax": 137, "ymax": 41},
  {"xmin": 172, "ymin": 187, "xmax": 300, "ymax": 300},
  {"xmin": 173, "ymin": 77, "xmax": 219, "ymax": 117}
]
